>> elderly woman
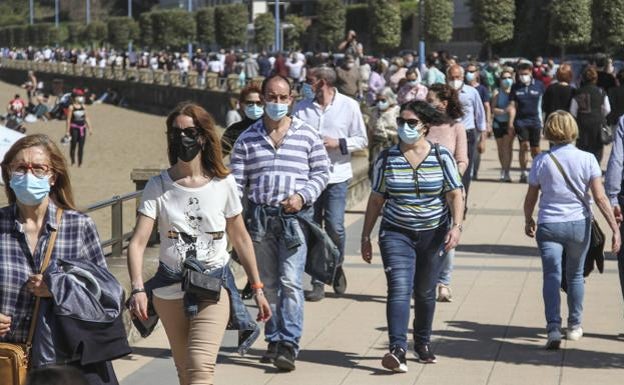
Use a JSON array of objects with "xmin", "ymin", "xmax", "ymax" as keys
[
  {"xmin": 0, "ymin": 134, "xmax": 128, "ymax": 385},
  {"xmin": 524, "ymin": 111, "xmax": 620, "ymax": 349},
  {"xmin": 361, "ymin": 101, "xmax": 464, "ymax": 371},
  {"xmin": 397, "ymin": 68, "xmax": 428, "ymax": 105},
  {"xmin": 127, "ymin": 102, "xmax": 271, "ymax": 385},
  {"xmin": 368, "ymin": 87, "xmax": 400, "ymax": 169}
]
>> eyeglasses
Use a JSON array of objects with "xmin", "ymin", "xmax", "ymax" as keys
[
  {"xmin": 10, "ymin": 162, "xmax": 51, "ymax": 179},
  {"xmin": 171, "ymin": 126, "xmax": 200, "ymax": 138},
  {"xmin": 377, "ymin": 99, "xmax": 387, "ymax": 103},
  {"xmin": 396, "ymin": 117, "xmax": 421, "ymax": 128},
  {"xmin": 245, "ymin": 101, "xmax": 262, "ymax": 107}
]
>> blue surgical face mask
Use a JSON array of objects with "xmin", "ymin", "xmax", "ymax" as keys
[
  {"xmin": 301, "ymin": 83, "xmax": 315, "ymax": 100},
  {"xmin": 408, "ymin": 80, "xmax": 419, "ymax": 86},
  {"xmin": 265, "ymin": 102, "xmax": 289, "ymax": 121},
  {"xmin": 10, "ymin": 173, "xmax": 51, "ymax": 206},
  {"xmin": 465, "ymin": 72, "xmax": 476, "ymax": 82},
  {"xmin": 397, "ymin": 122, "xmax": 423, "ymax": 144},
  {"xmin": 377, "ymin": 100, "xmax": 389, "ymax": 111},
  {"xmin": 502, "ymin": 78, "xmax": 513, "ymax": 89},
  {"xmin": 244, "ymin": 104, "xmax": 264, "ymax": 120}
]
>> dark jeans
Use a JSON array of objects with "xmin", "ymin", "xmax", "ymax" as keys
[
  {"xmin": 70, "ymin": 126, "xmax": 86, "ymax": 166},
  {"xmin": 378, "ymin": 221, "xmax": 448, "ymax": 350},
  {"xmin": 462, "ymin": 129, "xmax": 480, "ymax": 196}
]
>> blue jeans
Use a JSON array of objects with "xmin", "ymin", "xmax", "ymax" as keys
[
  {"xmin": 437, "ymin": 248, "xmax": 454, "ymax": 286},
  {"xmin": 379, "ymin": 221, "xmax": 448, "ymax": 350},
  {"xmin": 314, "ymin": 181, "xmax": 349, "ymax": 264},
  {"xmin": 462, "ymin": 129, "xmax": 481, "ymax": 196},
  {"xmin": 254, "ymin": 215, "xmax": 307, "ymax": 351},
  {"xmin": 536, "ymin": 218, "xmax": 591, "ymax": 332}
]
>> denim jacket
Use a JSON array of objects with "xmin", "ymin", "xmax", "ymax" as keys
[{"xmin": 142, "ymin": 260, "xmax": 260, "ymax": 355}]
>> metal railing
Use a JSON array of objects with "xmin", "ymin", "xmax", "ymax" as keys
[{"xmin": 84, "ymin": 190, "xmax": 143, "ymax": 258}]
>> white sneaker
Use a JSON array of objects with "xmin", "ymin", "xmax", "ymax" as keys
[
  {"xmin": 567, "ymin": 327, "xmax": 583, "ymax": 341},
  {"xmin": 546, "ymin": 330, "xmax": 562, "ymax": 350}
]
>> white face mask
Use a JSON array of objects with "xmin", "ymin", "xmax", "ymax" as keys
[
  {"xmin": 449, "ymin": 79, "xmax": 463, "ymax": 90},
  {"xmin": 520, "ymin": 74, "xmax": 532, "ymax": 85}
]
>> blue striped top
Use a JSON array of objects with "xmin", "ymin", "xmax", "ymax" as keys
[
  {"xmin": 230, "ymin": 116, "xmax": 330, "ymax": 206},
  {"xmin": 371, "ymin": 143, "xmax": 463, "ymax": 231}
]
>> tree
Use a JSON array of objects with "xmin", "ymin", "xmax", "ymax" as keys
[
  {"xmin": 151, "ymin": 10, "xmax": 196, "ymax": 49},
  {"xmin": 284, "ymin": 14, "xmax": 306, "ymax": 50},
  {"xmin": 512, "ymin": 0, "xmax": 552, "ymax": 58},
  {"xmin": 591, "ymin": 0, "xmax": 624, "ymax": 54},
  {"xmin": 196, "ymin": 7, "xmax": 216, "ymax": 46},
  {"xmin": 85, "ymin": 21, "xmax": 108, "ymax": 47},
  {"xmin": 65, "ymin": 22, "xmax": 85, "ymax": 46},
  {"xmin": 139, "ymin": 13, "xmax": 153, "ymax": 48},
  {"xmin": 316, "ymin": 0, "xmax": 346, "ymax": 51},
  {"xmin": 549, "ymin": 0, "xmax": 592, "ymax": 57},
  {"xmin": 369, "ymin": 0, "xmax": 401, "ymax": 53},
  {"xmin": 254, "ymin": 13, "xmax": 275, "ymax": 50},
  {"xmin": 425, "ymin": 0, "xmax": 453, "ymax": 43},
  {"xmin": 107, "ymin": 17, "xmax": 139, "ymax": 49},
  {"xmin": 470, "ymin": 0, "xmax": 515, "ymax": 58},
  {"xmin": 215, "ymin": 4, "xmax": 248, "ymax": 48},
  {"xmin": 346, "ymin": 4, "xmax": 370, "ymax": 50}
]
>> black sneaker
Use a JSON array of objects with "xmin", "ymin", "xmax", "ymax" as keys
[
  {"xmin": 381, "ymin": 346, "xmax": 408, "ymax": 373},
  {"xmin": 332, "ymin": 266, "xmax": 347, "ymax": 295},
  {"xmin": 260, "ymin": 342, "xmax": 278, "ymax": 363},
  {"xmin": 273, "ymin": 342, "xmax": 296, "ymax": 371},
  {"xmin": 304, "ymin": 282, "xmax": 325, "ymax": 302},
  {"xmin": 414, "ymin": 344, "xmax": 437, "ymax": 364}
]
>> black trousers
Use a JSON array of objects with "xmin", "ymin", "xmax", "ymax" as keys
[{"xmin": 70, "ymin": 126, "xmax": 86, "ymax": 166}]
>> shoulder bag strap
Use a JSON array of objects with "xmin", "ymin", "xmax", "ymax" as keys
[
  {"xmin": 26, "ymin": 207, "xmax": 63, "ymax": 347},
  {"xmin": 548, "ymin": 153, "xmax": 592, "ymax": 214}
]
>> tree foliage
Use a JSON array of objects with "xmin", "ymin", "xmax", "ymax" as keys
[
  {"xmin": 345, "ymin": 4, "xmax": 369, "ymax": 50},
  {"xmin": 84, "ymin": 21, "xmax": 108, "ymax": 46},
  {"xmin": 316, "ymin": 0, "xmax": 346, "ymax": 50},
  {"xmin": 470, "ymin": 0, "xmax": 515, "ymax": 45},
  {"xmin": 549, "ymin": 0, "xmax": 592, "ymax": 51},
  {"xmin": 369, "ymin": 0, "xmax": 401, "ymax": 52},
  {"xmin": 591, "ymin": 0, "xmax": 624, "ymax": 53},
  {"xmin": 424, "ymin": 0, "xmax": 453, "ymax": 43},
  {"xmin": 215, "ymin": 4, "xmax": 248, "ymax": 48},
  {"xmin": 150, "ymin": 10, "xmax": 196, "ymax": 49},
  {"xmin": 254, "ymin": 13, "xmax": 275, "ymax": 50},
  {"xmin": 138, "ymin": 13, "xmax": 153, "ymax": 48},
  {"xmin": 65, "ymin": 22, "xmax": 86, "ymax": 45},
  {"xmin": 196, "ymin": 7, "xmax": 216, "ymax": 46},
  {"xmin": 284, "ymin": 14, "xmax": 307, "ymax": 50},
  {"xmin": 107, "ymin": 17, "xmax": 139, "ymax": 49}
]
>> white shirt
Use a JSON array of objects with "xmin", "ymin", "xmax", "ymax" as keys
[
  {"xmin": 138, "ymin": 172, "xmax": 243, "ymax": 299},
  {"xmin": 208, "ymin": 60, "xmax": 223, "ymax": 73},
  {"xmin": 293, "ymin": 89, "xmax": 368, "ymax": 184}
]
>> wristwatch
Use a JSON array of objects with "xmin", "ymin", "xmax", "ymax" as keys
[{"xmin": 452, "ymin": 223, "xmax": 463, "ymax": 232}]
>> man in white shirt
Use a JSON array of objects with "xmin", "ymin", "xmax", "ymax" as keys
[{"xmin": 293, "ymin": 66, "xmax": 368, "ymax": 301}]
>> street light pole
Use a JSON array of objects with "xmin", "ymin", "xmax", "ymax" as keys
[
  {"xmin": 418, "ymin": 0, "xmax": 425, "ymax": 69},
  {"xmin": 275, "ymin": 0, "xmax": 281, "ymax": 52},
  {"xmin": 187, "ymin": 0, "xmax": 192, "ymax": 58},
  {"xmin": 86, "ymin": 0, "xmax": 91, "ymax": 25},
  {"xmin": 128, "ymin": 0, "xmax": 133, "ymax": 54},
  {"xmin": 55, "ymin": 0, "xmax": 59, "ymax": 28},
  {"xmin": 29, "ymin": 0, "xmax": 34, "ymax": 25}
]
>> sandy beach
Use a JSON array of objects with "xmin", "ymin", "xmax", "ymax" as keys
[{"xmin": 0, "ymin": 80, "xmax": 173, "ymax": 244}]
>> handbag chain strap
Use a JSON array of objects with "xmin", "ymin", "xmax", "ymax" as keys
[
  {"xmin": 26, "ymin": 207, "xmax": 63, "ymax": 348},
  {"xmin": 548, "ymin": 152, "xmax": 592, "ymax": 215}
]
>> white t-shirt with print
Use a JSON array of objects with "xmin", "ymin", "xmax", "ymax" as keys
[{"xmin": 139, "ymin": 171, "xmax": 243, "ymax": 299}]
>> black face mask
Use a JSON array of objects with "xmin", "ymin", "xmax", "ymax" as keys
[{"xmin": 174, "ymin": 134, "xmax": 202, "ymax": 162}]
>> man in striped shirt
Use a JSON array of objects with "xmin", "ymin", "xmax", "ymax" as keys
[{"xmin": 230, "ymin": 75, "xmax": 330, "ymax": 371}]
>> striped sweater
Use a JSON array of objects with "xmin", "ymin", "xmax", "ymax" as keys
[{"xmin": 230, "ymin": 116, "xmax": 330, "ymax": 206}]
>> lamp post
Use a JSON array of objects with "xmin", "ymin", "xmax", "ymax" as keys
[
  {"xmin": 274, "ymin": 0, "xmax": 281, "ymax": 52},
  {"xmin": 86, "ymin": 0, "xmax": 91, "ymax": 25},
  {"xmin": 55, "ymin": 0, "xmax": 59, "ymax": 28},
  {"xmin": 128, "ymin": 0, "xmax": 133, "ymax": 54},
  {"xmin": 187, "ymin": 0, "xmax": 193, "ymax": 58},
  {"xmin": 29, "ymin": 0, "xmax": 34, "ymax": 25},
  {"xmin": 418, "ymin": 0, "xmax": 425, "ymax": 69}
]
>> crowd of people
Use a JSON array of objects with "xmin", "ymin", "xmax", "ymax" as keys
[{"xmin": 2, "ymin": 29, "xmax": 624, "ymax": 384}]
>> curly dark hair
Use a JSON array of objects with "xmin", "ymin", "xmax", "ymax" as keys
[
  {"xmin": 427, "ymin": 83, "xmax": 464, "ymax": 120},
  {"xmin": 400, "ymin": 100, "xmax": 453, "ymax": 128}
]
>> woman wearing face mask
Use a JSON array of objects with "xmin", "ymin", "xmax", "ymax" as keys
[
  {"xmin": 221, "ymin": 84, "xmax": 264, "ymax": 157},
  {"xmin": 367, "ymin": 60, "xmax": 387, "ymax": 106},
  {"xmin": 0, "ymin": 134, "xmax": 129, "ymax": 384},
  {"xmin": 361, "ymin": 101, "xmax": 464, "ymax": 371},
  {"xmin": 65, "ymin": 89, "xmax": 93, "ymax": 167},
  {"xmin": 369, "ymin": 87, "xmax": 400, "ymax": 172},
  {"xmin": 397, "ymin": 68, "xmax": 428, "ymax": 105},
  {"xmin": 491, "ymin": 69, "xmax": 515, "ymax": 182},
  {"xmin": 127, "ymin": 102, "xmax": 271, "ymax": 385}
]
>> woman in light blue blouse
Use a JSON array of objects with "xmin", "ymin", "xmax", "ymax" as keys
[
  {"xmin": 360, "ymin": 101, "xmax": 464, "ymax": 371},
  {"xmin": 524, "ymin": 110, "xmax": 620, "ymax": 350}
]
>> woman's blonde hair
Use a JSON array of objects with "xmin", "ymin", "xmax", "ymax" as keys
[
  {"xmin": 1, "ymin": 134, "xmax": 77, "ymax": 210},
  {"xmin": 544, "ymin": 110, "xmax": 578, "ymax": 144}
]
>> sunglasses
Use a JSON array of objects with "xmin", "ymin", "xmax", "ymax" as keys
[
  {"xmin": 396, "ymin": 117, "xmax": 421, "ymax": 128},
  {"xmin": 171, "ymin": 126, "xmax": 200, "ymax": 138}
]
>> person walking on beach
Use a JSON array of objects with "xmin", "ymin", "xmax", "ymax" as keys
[{"xmin": 65, "ymin": 89, "xmax": 93, "ymax": 167}]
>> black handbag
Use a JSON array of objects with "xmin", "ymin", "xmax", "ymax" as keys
[
  {"xmin": 548, "ymin": 153, "xmax": 605, "ymax": 291},
  {"xmin": 182, "ymin": 269, "xmax": 222, "ymax": 301}
]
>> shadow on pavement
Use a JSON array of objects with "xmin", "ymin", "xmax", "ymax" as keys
[
  {"xmin": 457, "ymin": 244, "xmax": 539, "ymax": 256},
  {"xmin": 122, "ymin": 347, "xmax": 172, "ymax": 359},
  {"xmin": 324, "ymin": 292, "xmax": 387, "ymax": 304},
  {"xmin": 436, "ymin": 321, "xmax": 624, "ymax": 368}
]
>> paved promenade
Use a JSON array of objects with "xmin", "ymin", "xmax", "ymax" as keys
[{"xmin": 114, "ymin": 141, "xmax": 624, "ymax": 385}]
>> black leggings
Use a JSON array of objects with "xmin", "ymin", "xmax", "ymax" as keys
[{"xmin": 70, "ymin": 126, "xmax": 86, "ymax": 166}]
